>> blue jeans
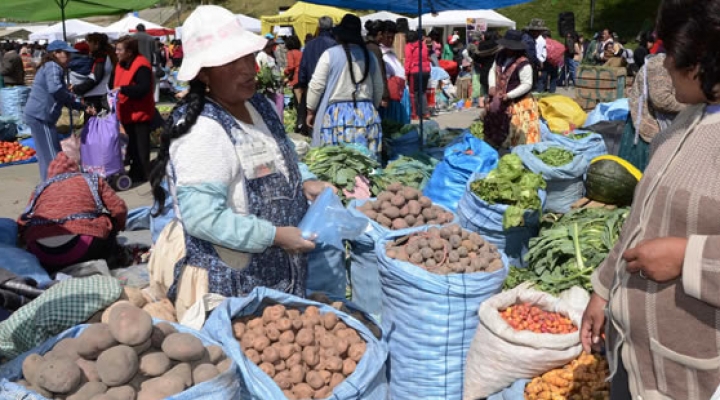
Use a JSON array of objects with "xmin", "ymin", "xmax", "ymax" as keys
[
  {"xmin": 537, "ymin": 63, "xmax": 558, "ymax": 93},
  {"xmin": 26, "ymin": 116, "xmax": 61, "ymax": 182},
  {"xmin": 560, "ymin": 58, "xmax": 578, "ymax": 86}
]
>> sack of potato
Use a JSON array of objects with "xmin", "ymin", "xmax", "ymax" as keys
[
  {"xmin": 0, "ymin": 304, "xmax": 241, "ymax": 400},
  {"xmin": 203, "ymin": 287, "xmax": 388, "ymax": 400},
  {"xmin": 463, "ymin": 286, "xmax": 587, "ymax": 399},
  {"xmin": 347, "ymin": 183, "xmax": 457, "ymax": 320},
  {"xmin": 375, "ymin": 226, "xmax": 508, "ymax": 399}
]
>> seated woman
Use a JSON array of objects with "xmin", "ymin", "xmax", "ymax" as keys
[
  {"xmin": 147, "ymin": 6, "xmax": 334, "ymax": 321},
  {"xmin": 484, "ymin": 30, "xmax": 540, "ymax": 150},
  {"xmin": 17, "ymin": 152, "xmax": 128, "ymax": 273}
]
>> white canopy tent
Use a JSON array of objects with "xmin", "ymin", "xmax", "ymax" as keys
[
  {"xmin": 29, "ymin": 19, "xmax": 104, "ymax": 41},
  {"xmin": 410, "ymin": 10, "xmax": 516, "ymax": 30},
  {"xmin": 237, "ymin": 14, "xmax": 262, "ymax": 33},
  {"xmin": 104, "ymin": 14, "xmax": 173, "ymax": 37},
  {"xmin": 360, "ymin": 11, "xmax": 405, "ymax": 25}
]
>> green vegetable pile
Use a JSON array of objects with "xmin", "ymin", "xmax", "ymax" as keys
[
  {"xmin": 371, "ymin": 155, "xmax": 438, "ymax": 195},
  {"xmin": 469, "ymin": 121, "xmax": 484, "ymax": 140},
  {"xmin": 256, "ymin": 65, "xmax": 282, "ymax": 96},
  {"xmin": 470, "ymin": 154, "xmax": 547, "ymax": 229},
  {"xmin": 570, "ymin": 131, "xmax": 593, "ymax": 140},
  {"xmin": 504, "ymin": 207, "xmax": 629, "ymax": 294},
  {"xmin": 283, "ymin": 107, "xmax": 297, "ymax": 134},
  {"xmin": 532, "ymin": 147, "xmax": 574, "ymax": 167},
  {"xmin": 424, "ymin": 128, "xmax": 464, "ymax": 149},
  {"xmin": 304, "ymin": 145, "xmax": 379, "ymax": 202}
]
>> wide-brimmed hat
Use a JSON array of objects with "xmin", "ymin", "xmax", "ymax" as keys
[
  {"xmin": 333, "ymin": 14, "xmax": 363, "ymax": 44},
  {"xmin": 525, "ymin": 18, "xmax": 548, "ymax": 31},
  {"xmin": 47, "ymin": 40, "xmax": 78, "ymax": 53},
  {"xmin": 497, "ymin": 30, "xmax": 526, "ymax": 51},
  {"xmin": 475, "ymin": 39, "xmax": 501, "ymax": 57},
  {"xmin": 178, "ymin": 5, "xmax": 268, "ymax": 81}
]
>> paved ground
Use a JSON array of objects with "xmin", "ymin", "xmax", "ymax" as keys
[{"xmin": 0, "ymin": 86, "xmax": 575, "ymax": 219}]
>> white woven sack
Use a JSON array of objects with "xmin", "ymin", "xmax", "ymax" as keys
[{"xmin": 463, "ymin": 286, "xmax": 587, "ymax": 399}]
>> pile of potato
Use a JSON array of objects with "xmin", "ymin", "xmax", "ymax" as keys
[
  {"xmin": 357, "ymin": 183, "xmax": 454, "ymax": 229},
  {"xmin": 15, "ymin": 304, "xmax": 230, "ymax": 400},
  {"xmin": 306, "ymin": 293, "xmax": 381, "ymax": 339},
  {"xmin": 384, "ymin": 224, "xmax": 504, "ymax": 275},
  {"xmin": 232, "ymin": 304, "xmax": 367, "ymax": 400}
]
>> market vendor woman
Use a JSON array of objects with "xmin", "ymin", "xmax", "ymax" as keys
[
  {"xmin": 148, "ymin": 5, "xmax": 333, "ymax": 320},
  {"xmin": 581, "ymin": 0, "xmax": 720, "ymax": 398}
]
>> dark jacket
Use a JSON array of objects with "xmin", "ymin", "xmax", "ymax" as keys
[
  {"xmin": 68, "ymin": 54, "xmax": 94, "ymax": 76},
  {"xmin": 134, "ymin": 31, "xmax": 157, "ymax": 67},
  {"xmin": 1, "ymin": 50, "xmax": 25, "ymax": 86},
  {"xmin": 521, "ymin": 32, "xmax": 539, "ymax": 66},
  {"xmin": 297, "ymin": 30, "xmax": 337, "ymax": 88}
]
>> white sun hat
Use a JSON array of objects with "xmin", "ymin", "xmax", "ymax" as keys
[{"xmin": 177, "ymin": 5, "xmax": 269, "ymax": 81}]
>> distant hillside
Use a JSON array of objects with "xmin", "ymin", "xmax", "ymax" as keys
[{"xmin": 498, "ymin": 0, "xmax": 660, "ymax": 41}]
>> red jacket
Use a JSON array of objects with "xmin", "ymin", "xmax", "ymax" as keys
[
  {"xmin": 404, "ymin": 41, "xmax": 431, "ymax": 76},
  {"xmin": 114, "ymin": 55, "xmax": 155, "ymax": 124},
  {"xmin": 285, "ymin": 49, "xmax": 302, "ymax": 88}
]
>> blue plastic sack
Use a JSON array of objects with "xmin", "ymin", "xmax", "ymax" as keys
[
  {"xmin": 541, "ymin": 121, "xmax": 608, "ymax": 162},
  {"xmin": 513, "ymin": 143, "xmax": 589, "ymax": 213},
  {"xmin": 346, "ymin": 199, "xmax": 457, "ymax": 320},
  {"xmin": 0, "ymin": 244, "xmax": 52, "ymax": 288},
  {"xmin": 299, "ymin": 188, "xmax": 368, "ymax": 251},
  {"xmin": 306, "ymin": 242, "xmax": 347, "ymax": 299},
  {"xmin": 424, "ymin": 133, "xmax": 499, "ymax": 212},
  {"xmin": 0, "ymin": 321, "xmax": 242, "ymax": 400},
  {"xmin": 0, "ymin": 218, "xmax": 17, "ymax": 246},
  {"xmin": 0, "ymin": 87, "xmax": 30, "ymax": 121},
  {"xmin": 203, "ymin": 288, "xmax": 389, "ymax": 400},
  {"xmin": 387, "ymin": 127, "xmax": 421, "ymax": 161},
  {"xmin": 487, "ymin": 379, "xmax": 530, "ymax": 400},
  {"xmin": 376, "ymin": 226, "xmax": 508, "ymax": 400},
  {"xmin": 457, "ymin": 172, "xmax": 546, "ymax": 268},
  {"xmin": 583, "ymin": 98, "xmax": 630, "ymax": 127}
]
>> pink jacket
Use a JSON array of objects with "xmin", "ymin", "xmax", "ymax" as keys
[{"xmin": 404, "ymin": 41, "xmax": 431, "ymax": 75}]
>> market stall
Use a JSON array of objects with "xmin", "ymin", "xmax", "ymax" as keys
[
  {"xmin": 409, "ymin": 9, "xmax": 517, "ymax": 31},
  {"xmin": 104, "ymin": 14, "xmax": 175, "ymax": 37},
  {"xmin": 260, "ymin": 1, "xmax": 352, "ymax": 44},
  {"xmin": 28, "ymin": 19, "xmax": 105, "ymax": 41}
]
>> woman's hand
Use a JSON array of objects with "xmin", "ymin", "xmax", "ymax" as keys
[
  {"xmin": 306, "ymin": 110, "xmax": 316, "ymax": 128},
  {"xmin": 274, "ymin": 226, "xmax": 316, "ymax": 253},
  {"xmin": 581, "ymin": 292, "xmax": 608, "ymax": 354},
  {"xmin": 623, "ymin": 237, "xmax": 687, "ymax": 282},
  {"xmin": 303, "ymin": 180, "xmax": 337, "ymax": 202},
  {"xmin": 85, "ymin": 105, "xmax": 97, "ymax": 116}
]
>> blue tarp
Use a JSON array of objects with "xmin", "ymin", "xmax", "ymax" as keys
[{"xmin": 299, "ymin": 0, "xmax": 532, "ymax": 15}]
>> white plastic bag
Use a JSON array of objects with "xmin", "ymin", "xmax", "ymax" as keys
[{"xmin": 463, "ymin": 286, "xmax": 587, "ymax": 399}]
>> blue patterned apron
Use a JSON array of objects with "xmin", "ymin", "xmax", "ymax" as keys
[
  {"xmin": 20, "ymin": 173, "xmax": 109, "ymax": 227},
  {"xmin": 167, "ymin": 94, "xmax": 309, "ymax": 300}
]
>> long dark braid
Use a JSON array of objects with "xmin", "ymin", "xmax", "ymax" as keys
[
  {"xmin": 342, "ymin": 42, "xmax": 371, "ymax": 85},
  {"xmin": 150, "ymin": 79, "xmax": 207, "ymax": 216}
]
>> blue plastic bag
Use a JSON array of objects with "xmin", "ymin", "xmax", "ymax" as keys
[
  {"xmin": 457, "ymin": 172, "xmax": 546, "ymax": 268},
  {"xmin": 583, "ymin": 98, "xmax": 630, "ymax": 127},
  {"xmin": 513, "ymin": 143, "xmax": 589, "ymax": 213},
  {"xmin": 424, "ymin": 133, "xmax": 499, "ymax": 212},
  {"xmin": 0, "ymin": 244, "xmax": 52, "ymax": 288},
  {"xmin": 306, "ymin": 243, "xmax": 347, "ymax": 299},
  {"xmin": 541, "ymin": 121, "xmax": 608, "ymax": 163},
  {"xmin": 487, "ymin": 379, "xmax": 530, "ymax": 400},
  {"xmin": 203, "ymin": 288, "xmax": 389, "ymax": 400},
  {"xmin": 0, "ymin": 218, "xmax": 17, "ymax": 246},
  {"xmin": 346, "ymin": 199, "xmax": 457, "ymax": 321},
  {"xmin": 387, "ymin": 127, "xmax": 421, "ymax": 161},
  {"xmin": 376, "ymin": 226, "xmax": 508, "ymax": 400},
  {"xmin": 298, "ymin": 188, "xmax": 368, "ymax": 251},
  {"xmin": 0, "ymin": 321, "xmax": 242, "ymax": 400}
]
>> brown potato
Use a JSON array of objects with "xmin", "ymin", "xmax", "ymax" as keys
[
  {"xmin": 301, "ymin": 314, "xmax": 321, "ymax": 329},
  {"xmin": 97, "ymin": 345, "xmax": 139, "ymax": 387},
  {"xmin": 292, "ymin": 382, "xmax": 315, "ymax": 399},
  {"xmin": 295, "ymin": 328, "xmax": 315, "ymax": 347},
  {"xmin": 133, "ymin": 338, "xmax": 152, "ymax": 356},
  {"xmin": 154, "ymin": 322, "xmax": 177, "ymax": 337},
  {"xmin": 275, "ymin": 343, "xmax": 294, "ymax": 360},
  {"xmin": 263, "ymin": 304, "xmax": 287, "ymax": 324},
  {"xmin": 288, "ymin": 364, "xmax": 305, "ymax": 384},
  {"xmin": 284, "ymin": 389, "xmax": 298, "ymax": 400},
  {"xmin": 28, "ymin": 385, "xmax": 53, "ymax": 398},
  {"xmin": 278, "ymin": 329, "xmax": 295, "ymax": 344},
  {"xmin": 321, "ymin": 313, "xmax": 338, "ymax": 331},
  {"xmin": 252, "ymin": 336, "xmax": 271, "ymax": 352},
  {"xmin": 76, "ymin": 358, "xmax": 100, "ymax": 382},
  {"xmin": 101, "ymin": 301, "xmax": 133, "ymax": 324},
  {"xmin": 165, "ymin": 362, "xmax": 192, "ymax": 388},
  {"xmin": 105, "ymin": 385, "xmax": 136, "ymax": 400},
  {"xmin": 67, "ymin": 381, "xmax": 107, "ymax": 400},
  {"xmin": 261, "ymin": 346, "xmax": 280, "ymax": 364},
  {"xmin": 193, "ymin": 363, "xmax": 220, "ymax": 384},
  {"xmin": 21, "ymin": 353, "xmax": 44, "ymax": 386},
  {"xmin": 232, "ymin": 321, "xmax": 246, "ymax": 340},
  {"xmin": 47, "ymin": 338, "xmax": 82, "ymax": 361},
  {"xmin": 139, "ymin": 351, "xmax": 172, "ymax": 377},
  {"xmin": 244, "ymin": 348, "xmax": 261, "ymax": 364},
  {"xmin": 319, "ymin": 334, "xmax": 336, "ymax": 350},
  {"xmin": 302, "ymin": 346, "xmax": 319, "ymax": 367},
  {"xmin": 305, "ymin": 370, "xmax": 325, "ymax": 390},
  {"xmin": 109, "ymin": 304, "xmax": 153, "ymax": 346},
  {"xmin": 37, "ymin": 357, "xmax": 84, "ymax": 394},
  {"xmin": 329, "ymin": 372, "xmax": 345, "ymax": 389},
  {"xmin": 391, "ymin": 218, "xmax": 409, "ymax": 230},
  {"xmin": 375, "ymin": 214, "xmax": 392, "ymax": 227},
  {"xmin": 216, "ymin": 358, "xmax": 233, "ymax": 374},
  {"xmin": 314, "ymin": 385, "xmax": 333, "ymax": 398},
  {"xmin": 286, "ymin": 352, "xmax": 302, "ymax": 368},
  {"xmin": 273, "ymin": 371, "xmax": 293, "ymax": 390},
  {"xmin": 273, "ymin": 359, "xmax": 286, "ymax": 372},
  {"xmin": 258, "ymin": 362, "xmax": 276, "ymax": 378},
  {"xmin": 247, "ymin": 318, "xmax": 264, "ymax": 331},
  {"xmin": 240, "ymin": 331, "xmax": 257, "ymax": 350},
  {"xmin": 324, "ymin": 356, "xmax": 343, "ymax": 373},
  {"xmin": 138, "ymin": 375, "xmax": 185, "ymax": 400},
  {"xmin": 276, "ymin": 318, "xmax": 293, "ymax": 332},
  {"xmin": 77, "ymin": 324, "xmax": 118, "ymax": 360},
  {"xmin": 348, "ymin": 343, "xmax": 366, "ymax": 363},
  {"xmin": 162, "ymin": 333, "xmax": 206, "ymax": 362},
  {"xmin": 342, "ymin": 359, "xmax": 357, "ymax": 376}
]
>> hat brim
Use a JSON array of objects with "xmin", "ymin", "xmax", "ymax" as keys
[
  {"xmin": 332, "ymin": 26, "xmax": 363, "ymax": 44},
  {"xmin": 497, "ymin": 39, "xmax": 526, "ymax": 51},
  {"xmin": 177, "ymin": 32, "xmax": 267, "ymax": 82},
  {"xmin": 526, "ymin": 26, "xmax": 548, "ymax": 31}
]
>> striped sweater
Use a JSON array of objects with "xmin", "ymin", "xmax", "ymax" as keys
[{"xmin": 592, "ymin": 104, "xmax": 720, "ymax": 399}]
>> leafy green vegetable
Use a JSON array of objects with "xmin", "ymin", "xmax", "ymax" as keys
[
  {"xmin": 370, "ymin": 155, "xmax": 438, "ymax": 194},
  {"xmin": 283, "ymin": 107, "xmax": 297, "ymax": 134},
  {"xmin": 256, "ymin": 65, "xmax": 282, "ymax": 96},
  {"xmin": 424, "ymin": 128, "xmax": 464, "ymax": 148},
  {"xmin": 304, "ymin": 145, "xmax": 379, "ymax": 203},
  {"xmin": 570, "ymin": 131, "xmax": 593, "ymax": 140},
  {"xmin": 469, "ymin": 154, "xmax": 547, "ymax": 229},
  {"xmin": 533, "ymin": 147, "xmax": 574, "ymax": 167},
  {"xmin": 469, "ymin": 121, "xmax": 484, "ymax": 140},
  {"xmin": 504, "ymin": 207, "xmax": 629, "ymax": 294}
]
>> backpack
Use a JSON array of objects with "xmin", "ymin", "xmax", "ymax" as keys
[{"xmin": 545, "ymin": 38, "xmax": 565, "ymax": 67}]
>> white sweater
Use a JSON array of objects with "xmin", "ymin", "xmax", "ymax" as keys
[
  {"xmin": 307, "ymin": 46, "xmax": 384, "ymax": 111},
  {"xmin": 488, "ymin": 62, "xmax": 534, "ymax": 100}
]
